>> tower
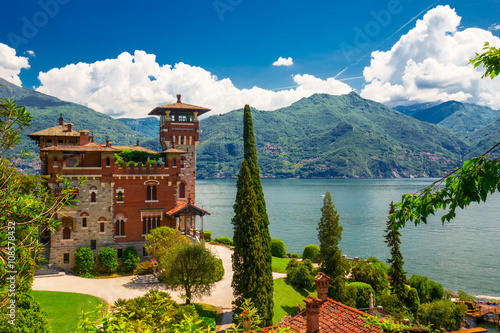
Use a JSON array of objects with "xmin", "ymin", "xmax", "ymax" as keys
[{"xmin": 148, "ymin": 94, "xmax": 210, "ymax": 203}]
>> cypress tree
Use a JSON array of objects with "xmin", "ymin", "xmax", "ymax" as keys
[
  {"xmin": 385, "ymin": 201, "xmax": 407, "ymax": 303},
  {"xmin": 317, "ymin": 190, "xmax": 347, "ymax": 302},
  {"xmin": 231, "ymin": 105, "xmax": 273, "ymax": 326}
]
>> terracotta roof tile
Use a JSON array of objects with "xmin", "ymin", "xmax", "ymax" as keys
[
  {"xmin": 162, "ymin": 148, "xmax": 187, "ymax": 154},
  {"xmin": 28, "ymin": 125, "xmax": 81, "ymax": 138},
  {"xmin": 268, "ymin": 298, "xmax": 383, "ymax": 333},
  {"xmin": 166, "ymin": 201, "xmax": 211, "ymax": 217},
  {"xmin": 41, "ymin": 142, "xmax": 121, "ymax": 152},
  {"xmin": 148, "ymin": 95, "xmax": 210, "ymax": 116}
]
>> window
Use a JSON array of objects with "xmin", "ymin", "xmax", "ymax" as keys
[
  {"xmin": 100, "ymin": 222, "xmax": 105, "ymax": 233},
  {"xmin": 179, "ymin": 182, "xmax": 186, "ymax": 198},
  {"xmin": 53, "ymin": 157, "xmax": 58, "ymax": 166},
  {"xmin": 91, "ymin": 192, "xmax": 96, "ymax": 203},
  {"xmin": 117, "ymin": 249, "xmax": 123, "ymax": 259},
  {"xmin": 117, "ymin": 192, "xmax": 123, "ymax": 202},
  {"xmin": 82, "ymin": 218, "xmax": 87, "ymax": 228},
  {"xmin": 178, "ymin": 115, "xmax": 187, "ymax": 122},
  {"xmin": 180, "ymin": 136, "xmax": 184, "ymax": 145},
  {"xmin": 143, "ymin": 247, "xmax": 147, "ymax": 257},
  {"xmin": 106, "ymin": 157, "xmax": 110, "ymax": 167},
  {"xmin": 146, "ymin": 185, "xmax": 157, "ymax": 201},
  {"xmin": 172, "ymin": 158, "xmax": 176, "ymax": 168},
  {"xmin": 58, "ymin": 139, "xmax": 63, "ymax": 144},
  {"xmin": 91, "ymin": 240, "xmax": 96, "ymax": 250},
  {"xmin": 63, "ymin": 253, "xmax": 69, "ymax": 264},
  {"xmin": 63, "ymin": 227, "xmax": 71, "ymax": 239},
  {"xmin": 143, "ymin": 216, "xmax": 160, "ymax": 235},
  {"xmin": 180, "ymin": 159, "xmax": 185, "ymax": 168},
  {"xmin": 115, "ymin": 220, "xmax": 125, "ymax": 236}
]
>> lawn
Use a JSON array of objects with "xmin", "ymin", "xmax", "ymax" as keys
[
  {"xmin": 32, "ymin": 291, "xmax": 105, "ymax": 333},
  {"xmin": 272, "ymin": 278, "xmax": 317, "ymax": 324},
  {"xmin": 272, "ymin": 256, "xmax": 291, "ymax": 273}
]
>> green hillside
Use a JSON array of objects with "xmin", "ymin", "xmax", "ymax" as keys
[
  {"xmin": 464, "ymin": 116, "xmax": 500, "ymax": 159},
  {"xmin": 197, "ymin": 93, "xmax": 469, "ymax": 179},
  {"xmin": 0, "ymin": 78, "xmax": 151, "ymax": 171},
  {"xmin": 117, "ymin": 117, "xmax": 159, "ymax": 139},
  {"xmin": 407, "ymin": 101, "xmax": 499, "ymax": 138}
]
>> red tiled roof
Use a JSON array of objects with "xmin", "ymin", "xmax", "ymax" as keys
[
  {"xmin": 267, "ymin": 298, "xmax": 383, "ymax": 333},
  {"xmin": 28, "ymin": 125, "xmax": 81, "ymax": 138},
  {"xmin": 114, "ymin": 145, "xmax": 159, "ymax": 154},
  {"xmin": 148, "ymin": 95, "xmax": 211, "ymax": 116},
  {"xmin": 162, "ymin": 148, "xmax": 187, "ymax": 154},
  {"xmin": 41, "ymin": 141, "xmax": 121, "ymax": 152},
  {"xmin": 166, "ymin": 201, "xmax": 211, "ymax": 217}
]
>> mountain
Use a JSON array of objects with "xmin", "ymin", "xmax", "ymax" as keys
[
  {"xmin": 197, "ymin": 92, "xmax": 469, "ymax": 179},
  {"xmin": 398, "ymin": 100, "xmax": 499, "ymax": 138},
  {"xmin": 117, "ymin": 117, "xmax": 159, "ymax": 139},
  {"xmin": 0, "ymin": 78, "xmax": 151, "ymax": 171},
  {"xmin": 393, "ymin": 102, "xmax": 441, "ymax": 116},
  {"xmin": 464, "ymin": 116, "xmax": 500, "ymax": 159}
]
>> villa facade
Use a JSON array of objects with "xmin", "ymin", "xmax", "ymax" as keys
[{"xmin": 29, "ymin": 95, "xmax": 210, "ymax": 270}]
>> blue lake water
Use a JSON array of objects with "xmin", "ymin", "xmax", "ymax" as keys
[{"xmin": 196, "ymin": 178, "xmax": 500, "ymax": 299}]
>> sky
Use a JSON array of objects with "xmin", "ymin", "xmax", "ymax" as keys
[{"xmin": 1, "ymin": 0, "xmax": 500, "ymax": 118}]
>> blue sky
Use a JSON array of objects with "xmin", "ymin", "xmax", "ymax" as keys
[{"xmin": 1, "ymin": 0, "xmax": 500, "ymax": 118}]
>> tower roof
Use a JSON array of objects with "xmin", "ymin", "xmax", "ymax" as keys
[{"xmin": 148, "ymin": 94, "xmax": 211, "ymax": 116}]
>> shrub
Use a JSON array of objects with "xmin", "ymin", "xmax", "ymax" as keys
[
  {"xmin": 97, "ymin": 247, "xmax": 118, "ymax": 273},
  {"xmin": 203, "ymin": 231, "xmax": 212, "ymax": 242},
  {"xmin": 302, "ymin": 244, "xmax": 320, "ymax": 262},
  {"xmin": 214, "ymin": 236, "xmax": 233, "ymax": 246},
  {"xmin": 214, "ymin": 258, "xmax": 225, "ymax": 281},
  {"xmin": 406, "ymin": 287, "xmax": 421, "ymax": 314},
  {"xmin": 0, "ymin": 295, "xmax": 50, "ymax": 332},
  {"xmin": 271, "ymin": 238, "xmax": 287, "ymax": 258},
  {"xmin": 74, "ymin": 247, "xmax": 94, "ymax": 276},
  {"xmin": 345, "ymin": 282, "xmax": 375, "ymax": 308},
  {"xmin": 122, "ymin": 246, "xmax": 140, "ymax": 272},
  {"xmin": 133, "ymin": 260, "xmax": 154, "ymax": 275},
  {"xmin": 409, "ymin": 274, "xmax": 444, "ymax": 303},
  {"xmin": 351, "ymin": 259, "xmax": 388, "ymax": 294},
  {"xmin": 291, "ymin": 253, "xmax": 300, "ymax": 259},
  {"xmin": 416, "ymin": 300, "xmax": 466, "ymax": 332},
  {"xmin": 286, "ymin": 259, "xmax": 315, "ymax": 289}
]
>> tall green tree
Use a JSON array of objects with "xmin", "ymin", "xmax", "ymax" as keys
[
  {"xmin": 317, "ymin": 190, "xmax": 347, "ymax": 302},
  {"xmin": 232, "ymin": 105, "xmax": 273, "ymax": 326},
  {"xmin": 0, "ymin": 97, "xmax": 73, "ymax": 331},
  {"xmin": 384, "ymin": 202, "xmax": 407, "ymax": 303}
]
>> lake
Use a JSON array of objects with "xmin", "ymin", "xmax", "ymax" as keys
[{"xmin": 196, "ymin": 178, "xmax": 500, "ymax": 299}]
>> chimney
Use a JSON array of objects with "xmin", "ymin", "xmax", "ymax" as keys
[
  {"xmin": 136, "ymin": 139, "xmax": 140, "ymax": 146},
  {"xmin": 314, "ymin": 273, "xmax": 332, "ymax": 302},
  {"xmin": 304, "ymin": 296, "xmax": 321, "ymax": 333},
  {"xmin": 68, "ymin": 123, "xmax": 72, "ymax": 131},
  {"xmin": 90, "ymin": 131, "xmax": 94, "ymax": 143},
  {"xmin": 177, "ymin": 94, "xmax": 181, "ymax": 103},
  {"xmin": 80, "ymin": 131, "xmax": 89, "ymax": 145},
  {"xmin": 59, "ymin": 113, "xmax": 63, "ymax": 126},
  {"xmin": 105, "ymin": 136, "xmax": 109, "ymax": 147}
]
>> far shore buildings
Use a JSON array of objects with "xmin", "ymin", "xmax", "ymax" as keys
[{"xmin": 29, "ymin": 95, "xmax": 210, "ymax": 270}]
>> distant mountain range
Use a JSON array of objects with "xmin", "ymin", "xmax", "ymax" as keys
[
  {"xmin": 400, "ymin": 101, "xmax": 499, "ymax": 138},
  {"xmin": 2, "ymin": 77, "xmax": 499, "ymax": 178},
  {"xmin": 0, "ymin": 77, "xmax": 150, "ymax": 170},
  {"xmin": 196, "ymin": 92, "xmax": 470, "ymax": 178}
]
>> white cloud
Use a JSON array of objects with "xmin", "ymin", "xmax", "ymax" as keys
[
  {"xmin": 489, "ymin": 24, "xmax": 500, "ymax": 31},
  {"xmin": 361, "ymin": 5, "xmax": 500, "ymax": 108},
  {"xmin": 272, "ymin": 56, "xmax": 294, "ymax": 67},
  {"xmin": 26, "ymin": 50, "xmax": 35, "ymax": 56},
  {"xmin": 36, "ymin": 51, "xmax": 352, "ymax": 118},
  {"xmin": 0, "ymin": 43, "xmax": 30, "ymax": 86}
]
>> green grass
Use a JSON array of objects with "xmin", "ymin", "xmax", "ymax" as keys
[
  {"xmin": 32, "ymin": 291, "xmax": 105, "ymax": 333},
  {"xmin": 272, "ymin": 256, "xmax": 290, "ymax": 273},
  {"xmin": 272, "ymin": 278, "xmax": 317, "ymax": 324}
]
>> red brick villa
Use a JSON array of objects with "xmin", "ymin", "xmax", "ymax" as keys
[{"xmin": 29, "ymin": 95, "xmax": 210, "ymax": 270}]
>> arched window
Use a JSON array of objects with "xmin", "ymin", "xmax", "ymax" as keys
[
  {"xmin": 53, "ymin": 157, "xmax": 58, "ymax": 166},
  {"xmin": 63, "ymin": 227, "xmax": 71, "ymax": 239},
  {"xmin": 179, "ymin": 182, "xmax": 186, "ymax": 198},
  {"xmin": 147, "ymin": 185, "xmax": 157, "ymax": 201},
  {"xmin": 91, "ymin": 192, "xmax": 96, "ymax": 203},
  {"xmin": 106, "ymin": 157, "xmax": 110, "ymax": 166},
  {"xmin": 117, "ymin": 192, "xmax": 123, "ymax": 202},
  {"xmin": 115, "ymin": 220, "xmax": 125, "ymax": 236},
  {"xmin": 173, "ymin": 158, "xmax": 177, "ymax": 168}
]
